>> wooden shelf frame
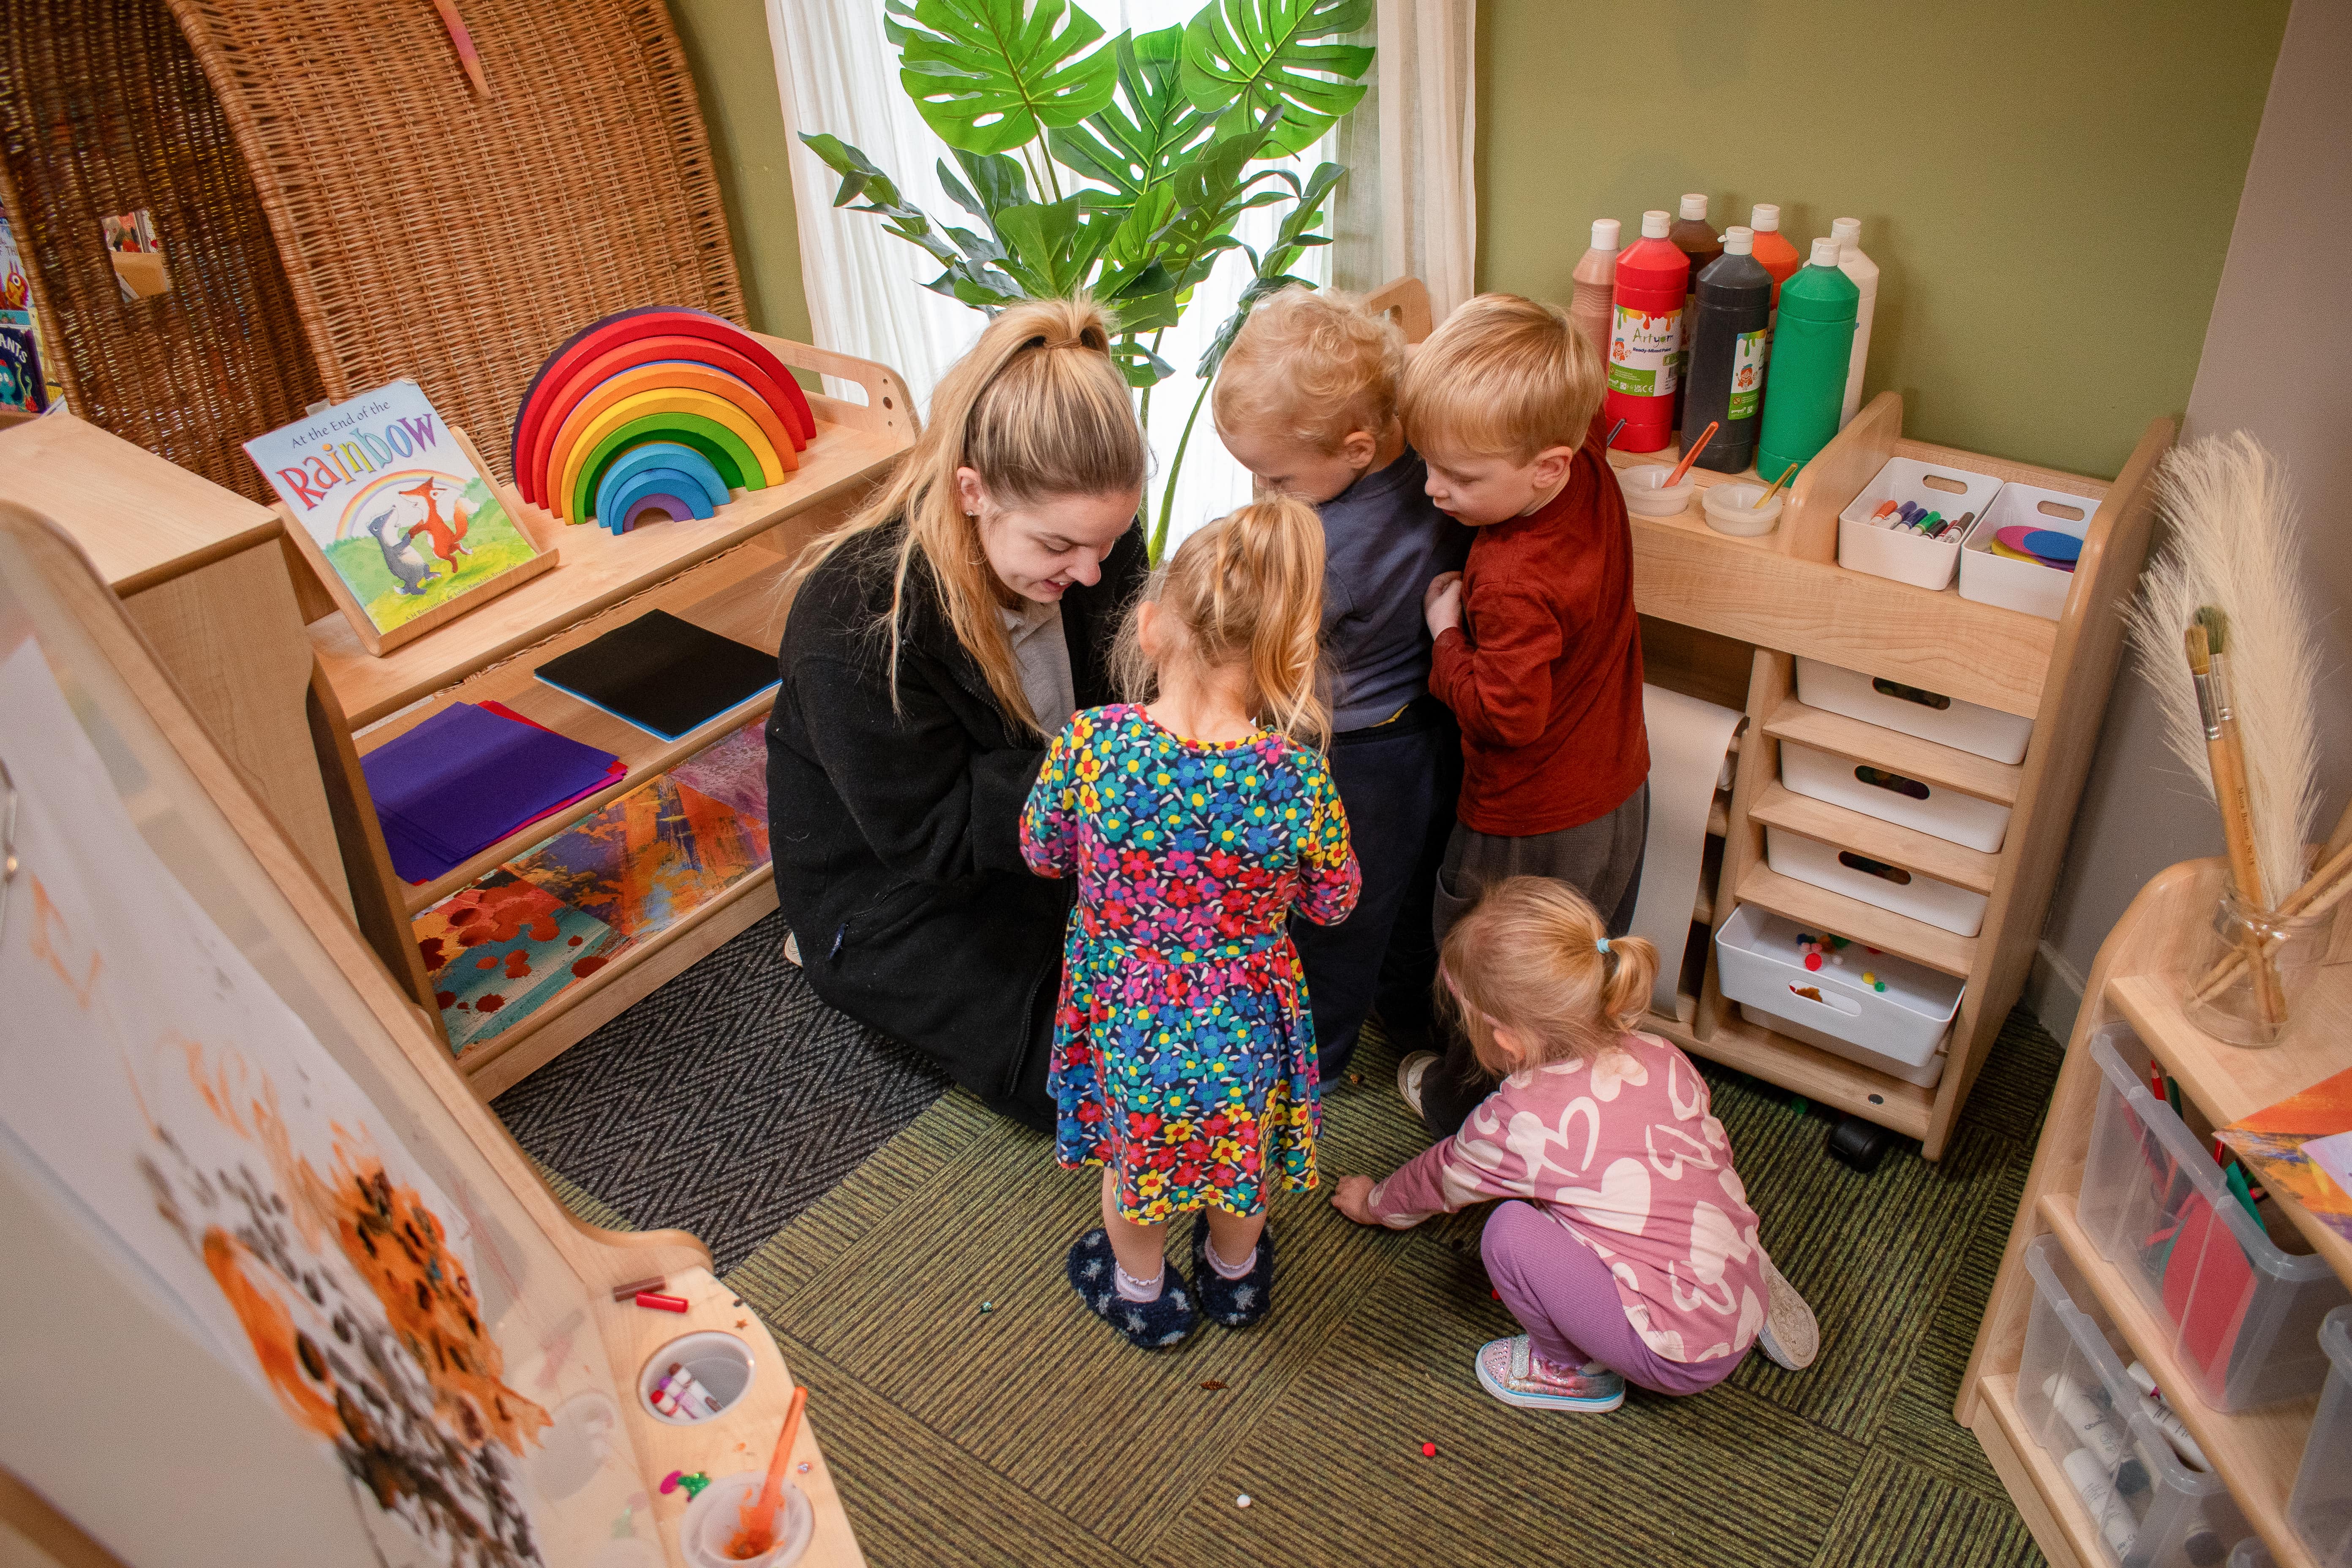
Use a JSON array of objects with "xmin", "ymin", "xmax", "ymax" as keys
[
  {"xmin": 1598, "ymin": 396, "xmax": 2175, "ymax": 1163},
  {"xmin": 1959, "ymin": 854, "xmax": 2352, "ymax": 1568}
]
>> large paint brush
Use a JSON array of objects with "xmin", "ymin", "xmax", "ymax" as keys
[
  {"xmin": 730, "ymin": 1384, "xmax": 808, "ymax": 1559},
  {"xmin": 2188, "ymin": 612, "xmax": 2283, "ymax": 1026}
]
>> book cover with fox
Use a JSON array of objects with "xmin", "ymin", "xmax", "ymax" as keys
[{"xmin": 244, "ymin": 379, "xmax": 542, "ymax": 635}]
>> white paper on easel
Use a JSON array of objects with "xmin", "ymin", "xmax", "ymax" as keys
[
  {"xmin": 1628, "ymin": 685, "xmax": 1746, "ymax": 1019},
  {"xmin": 0, "ymin": 640, "xmax": 554, "ymax": 1567}
]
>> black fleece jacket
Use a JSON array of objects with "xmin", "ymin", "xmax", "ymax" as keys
[{"xmin": 764, "ymin": 517, "xmax": 1146, "ymax": 1104}]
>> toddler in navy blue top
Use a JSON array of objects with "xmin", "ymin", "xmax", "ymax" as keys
[{"xmin": 1213, "ymin": 286, "xmax": 1472, "ymax": 1079}]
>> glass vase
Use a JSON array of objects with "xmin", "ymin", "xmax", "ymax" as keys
[{"xmin": 2180, "ymin": 892, "xmax": 2339, "ymax": 1048}]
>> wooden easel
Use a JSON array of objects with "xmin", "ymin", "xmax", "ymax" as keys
[{"xmin": 0, "ymin": 505, "xmax": 865, "ymax": 1567}]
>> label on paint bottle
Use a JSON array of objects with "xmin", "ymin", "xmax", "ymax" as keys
[
  {"xmin": 1729, "ymin": 329, "xmax": 1767, "ymax": 420},
  {"xmin": 1607, "ymin": 304, "xmax": 1681, "ymax": 397}
]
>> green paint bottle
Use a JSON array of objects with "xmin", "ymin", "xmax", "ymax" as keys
[{"xmin": 1755, "ymin": 237, "xmax": 1861, "ymax": 480}]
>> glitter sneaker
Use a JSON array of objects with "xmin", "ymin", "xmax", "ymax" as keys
[
  {"xmin": 1066, "ymin": 1228, "xmax": 1196, "ymax": 1350},
  {"xmin": 1755, "ymin": 1255, "xmax": 1820, "ymax": 1371},
  {"xmin": 1474, "ymin": 1336, "xmax": 1625, "ymax": 1413}
]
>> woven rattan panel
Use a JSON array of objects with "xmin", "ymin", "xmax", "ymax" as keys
[
  {"xmin": 166, "ymin": 0, "xmax": 746, "ymax": 483},
  {"xmin": 0, "ymin": 0, "xmax": 327, "ymax": 501}
]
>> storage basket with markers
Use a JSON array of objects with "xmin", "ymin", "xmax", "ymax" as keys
[{"xmin": 2020, "ymin": 1233, "xmax": 2250, "ymax": 1568}]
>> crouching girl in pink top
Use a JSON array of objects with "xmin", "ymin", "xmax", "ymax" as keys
[{"xmin": 1331, "ymin": 877, "xmax": 1820, "ymax": 1412}]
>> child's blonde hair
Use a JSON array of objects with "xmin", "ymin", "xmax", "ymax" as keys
[
  {"xmin": 1399, "ymin": 292, "xmax": 1603, "ymax": 464},
  {"xmin": 782, "ymin": 295, "xmax": 1148, "ymax": 738},
  {"xmin": 1116, "ymin": 495, "xmax": 1330, "ymax": 748},
  {"xmin": 1440, "ymin": 877, "xmax": 1659, "ymax": 1076},
  {"xmin": 1211, "ymin": 286, "xmax": 1404, "ymax": 454}
]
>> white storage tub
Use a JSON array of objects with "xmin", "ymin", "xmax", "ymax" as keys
[
  {"xmin": 1765, "ymin": 825, "xmax": 1988, "ymax": 937},
  {"xmin": 2021, "ymin": 1233, "xmax": 2253, "ymax": 1568},
  {"xmin": 1779, "ymin": 738, "xmax": 2013, "ymax": 853},
  {"xmin": 1715, "ymin": 904, "xmax": 1960, "ymax": 1087},
  {"xmin": 2288, "ymin": 1306, "xmax": 2352, "ymax": 1567},
  {"xmin": 1836, "ymin": 455, "xmax": 2006, "ymax": 591},
  {"xmin": 1795, "ymin": 656, "xmax": 2035, "ymax": 766},
  {"xmin": 1959, "ymin": 481, "xmax": 2099, "ymax": 621},
  {"xmin": 2077, "ymin": 1024, "xmax": 2352, "ymax": 1411}
]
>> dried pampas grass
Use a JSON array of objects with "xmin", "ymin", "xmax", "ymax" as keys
[{"xmin": 2124, "ymin": 431, "xmax": 2323, "ymax": 908}]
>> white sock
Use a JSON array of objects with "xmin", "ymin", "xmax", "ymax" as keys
[
  {"xmin": 1205, "ymin": 1236, "xmax": 1258, "ymax": 1280},
  {"xmin": 1113, "ymin": 1262, "xmax": 1163, "ymax": 1302}
]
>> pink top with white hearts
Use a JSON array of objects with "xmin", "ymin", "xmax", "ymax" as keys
[{"xmin": 1367, "ymin": 1032, "xmax": 1769, "ymax": 1364}]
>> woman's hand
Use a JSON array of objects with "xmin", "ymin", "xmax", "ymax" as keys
[
  {"xmin": 1423, "ymin": 572, "xmax": 1464, "ymax": 638},
  {"xmin": 1329, "ymin": 1173, "xmax": 1380, "ymax": 1226}
]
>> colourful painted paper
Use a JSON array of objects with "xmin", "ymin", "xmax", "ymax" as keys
[
  {"xmin": 414, "ymin": 871, "xmax": 633, "ymax": 1055},
  {"xmin": 2219, "ymin": 1063, "xmax": 2352, "ymax": 1249},
  {"xmin": 506, "ymin": 775, "xmax": 769, "ymax": 941},
  {"xmin": 667, "ymin": 716, "xmax": 769, "ymax": 820}
]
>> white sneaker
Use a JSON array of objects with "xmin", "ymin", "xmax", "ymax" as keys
[
  {"xmin": 1396, "ymin": 1051, "xmax": 1439, "ymax": 1118},
  {"xmin": 1756, "ymin": 1255, "xmax": 1819, "ymax": 1371}
]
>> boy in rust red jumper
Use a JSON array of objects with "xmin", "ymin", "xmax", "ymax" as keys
[{"xmin": 1394, "ymin": 293, "xmax": 1650, "ymax": 1136}]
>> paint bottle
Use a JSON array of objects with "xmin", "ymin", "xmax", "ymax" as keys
[
  {"xmin": 1683, "ymin": 226, "xmax": 1772, "ymax": 474},
  {"xmin": 1668, "ymin": 194, "xmax": 1722, "ymax": 436},
  {"xmin": 1832, "ymin": 217, "xmax": 1879, "ymax": 427},
  {"xmin": 1568, "ymin": 218, "xmax": 1621, "ymax": 371},
  {"xmin": 1753, "ymin": 238, "xmax": 1859, "ymax": 481},
  {"xmin": 1601, "ymin": 210, "xmax": 1690, "ymax": 454},
  {"xmin": 1748, "ymin": 203, "xmax": 1804, "ymax": 346}
]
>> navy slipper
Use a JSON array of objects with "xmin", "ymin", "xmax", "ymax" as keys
[
  {"xmin": 1190, "ymin": 1213, "xmax": 1275, "ymax": 1328},
  {"xmin": 1066, "ymin": 1228, "xmax": 1197, "ymax": 1349}
]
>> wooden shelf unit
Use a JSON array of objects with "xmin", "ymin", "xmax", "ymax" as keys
[
  {"xmin": 1603, "ymin": 391, "xmax": 2173, "ymax": 1160},
  {"xmin": 317, "ymin": 333, "xmax": 913, "ymax": 1094},
  {"xmin": 1958, "ymin": 855, "xmax": 2352, "ymax": 1568}
]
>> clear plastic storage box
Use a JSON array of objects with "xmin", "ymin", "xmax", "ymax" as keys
[
  {"xmin": 2021, "ymin": 1233, "xmax": 2251, "ymax": 1567},
  {"xmin": 2228, "ymin": 1533, "xmax": 2273, "ymax": 1566},
  {"xmin": 2077, "ymin": 1024, "xmax": 2352, "ymax": 1411},
  {"xmin": 2287, "ymin": 1305, "xmax": 2352, "ymax": 1566}
]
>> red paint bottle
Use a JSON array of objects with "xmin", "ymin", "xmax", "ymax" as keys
[{"xmin": 1602, "ymin": 210, "xmax": 1691, "ymax": 453}]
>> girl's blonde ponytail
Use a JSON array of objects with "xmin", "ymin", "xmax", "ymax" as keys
[
  {"xmin": 1439, "ymin": 878, "xmax": 1658, "ymax": 1076},
  {"xmin": 781, "ymin": 295, "xmax": 1147, "ymax": 737},
  {"xmin": 1116, "ymin": 495, "xmax": 1330, "ymax": 748}
]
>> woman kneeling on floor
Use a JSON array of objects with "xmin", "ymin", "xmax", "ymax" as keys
[{"xmin": 1332, "ymin": 877, "xmax": 1821, "ymax": 1412}]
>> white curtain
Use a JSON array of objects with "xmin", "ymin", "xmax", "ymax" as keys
[
  {"xmin": 1371, "ymin": 0, "xmax": 1477, "ymax": 320},
  {"xmin": 766, "ymin": 0, "xmax": 1331, "ymax": 555}
]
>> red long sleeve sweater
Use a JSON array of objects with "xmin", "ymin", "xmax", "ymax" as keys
[{"xmin": 1429, "ymin": 430, "xmax": 1648, "ymax": 835}]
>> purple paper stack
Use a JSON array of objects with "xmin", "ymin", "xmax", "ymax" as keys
[{"xmin": 362, "ymin": 703, "xmax": 622, "ymax": 884}]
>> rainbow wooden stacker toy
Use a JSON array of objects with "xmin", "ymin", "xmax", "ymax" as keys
[{"xmin": 511, "ymin": 307, "xmax": 819, "ymax": 533}]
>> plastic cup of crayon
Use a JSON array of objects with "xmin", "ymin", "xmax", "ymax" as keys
[
  {"xmin": 1616, "ymin": 464, "xmax": 1698, "ymax": 517},
  {"xmin": 1703, "ymin": 482, "xmax": 1784, "ymax": 536}
]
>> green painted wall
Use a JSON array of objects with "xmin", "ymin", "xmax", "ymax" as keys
[
  {"xmin": 666, "ymin": 0, "xmax": 813, "ymax": 343},
  {"xmin": 1476, "ymin": 0, "xmax": 2288, "ymax": 479}
]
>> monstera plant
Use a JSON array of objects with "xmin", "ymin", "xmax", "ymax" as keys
[{"xmin": 801, "ymin": 0, "xmax": 1374, "ymax": 560}]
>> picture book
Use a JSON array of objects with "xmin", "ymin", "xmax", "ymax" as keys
[
  {"xmin": 0, "ymin": 205, "xmax": 46, "ymax": 414},
  {"xmin": 2219, "ymin": 1062, "xmax": 2352, "ymax": 1249},
  {"xmin": 506, "ymin": 773, "xmax": 770, "ymax": 941},
  {"xmin": 414, "ymin": 871, "xmax": 634, "ymax": 1057},
  {"xmin": 243, "ymin": 379, "xmax": 548, "ymax": 642}
]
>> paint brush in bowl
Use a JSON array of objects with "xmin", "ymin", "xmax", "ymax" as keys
[
  {"xmin": 1663, "ymin": 422, "xmax": 1718, "ymax": 488},
  {"xmin": 1753, "ymin": 463, "xmax": 1799, "ymax": 509}
]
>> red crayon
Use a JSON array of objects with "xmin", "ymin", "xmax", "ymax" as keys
[{"xmin": 635, "ymin": 1290, "xmax": 690, "ymax": 1313}]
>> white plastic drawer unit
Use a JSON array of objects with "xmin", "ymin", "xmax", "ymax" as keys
[
  {"xmin": 1764, "ymin": 825, "xmax": 1989, "ymax": 937},
  {"xmin": 1713, "ymin": 903, "xmax": 1961, "ymax": 1088},
  {"xmin": 1794, "ymin": 656, "xmax": 2034, "ymax": 766},
  {"xmin": 1777, "ymin": 738, "xmax": 2012, "ymax": 852}
]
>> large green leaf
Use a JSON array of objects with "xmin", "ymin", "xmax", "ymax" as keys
[
  {"xmin": 1179, "ymin": 0, "xmax": 1372, "ymax": 157},
  {"xmin": 1195, "ymin": 161, "xmax": 1344, "ymax": 377},
  {"xmin": 801, "ymin": 133, "xmax": 1021, "ymax": 307},
  {"xmin": 990, "ymin": 196, "xmax": 1122, "ymax": 299},
  {"xmin": 1045, "ymin": 27, "xmax": 1210, "ymax": 205},
  {"xmin": 883, "ymin": 0, "xmax": 1120, "ymax": 155}
]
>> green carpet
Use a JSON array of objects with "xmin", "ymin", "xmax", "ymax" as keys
[{"xmin": 551, "ymin": 1014, "xmax": 2064, "ymax": 1567}]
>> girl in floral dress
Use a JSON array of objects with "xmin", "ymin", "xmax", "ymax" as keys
[{"xmin": 1021, "ymin": 495, "xmax": 1361, "ymax": 1348}]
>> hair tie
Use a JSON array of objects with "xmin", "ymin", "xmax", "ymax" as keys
[{"xmin": 1596, "ymin": 937, "xmax": 1611, "ymax": 956}]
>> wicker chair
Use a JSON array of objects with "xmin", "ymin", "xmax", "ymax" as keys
[{"xmin": 0, "ymin": 0, "xmax": 744, "ymax": 496}]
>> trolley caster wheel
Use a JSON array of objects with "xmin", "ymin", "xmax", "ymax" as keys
[{"xmin": 1825, "ymin": 1114, "xmax": 1894, "ymax": 1173}]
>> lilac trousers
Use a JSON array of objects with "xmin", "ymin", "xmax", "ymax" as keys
[{"xmin": 1480, "ymin": 1200, "xmax": 1746, "ymax": 1398}]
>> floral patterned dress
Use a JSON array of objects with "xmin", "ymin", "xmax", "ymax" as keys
[{"xmin": 1020, "ymin": 704, "xmax": 1361, "ymax": 1222}]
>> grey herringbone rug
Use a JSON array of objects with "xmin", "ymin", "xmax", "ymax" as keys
[{"xmin": 490, "ymin": 910, "xmax": 948, "ymax": 1271}]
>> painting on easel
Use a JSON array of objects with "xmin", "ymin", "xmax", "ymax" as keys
[
  {"xmin": 0, "ymin": 639, "xmax": 633, "ymax": 1566},
  {"xmin": 245, "ymin": 379, "xmax": 558, "ymax": 656}
]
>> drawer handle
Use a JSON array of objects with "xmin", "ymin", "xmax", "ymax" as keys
[
  {"xmin": 1838, "ymin": 850, "xmax": 1912, "ymax": 885},
  {"xmin": 1870, "ymin": 676, "xmax": 1952, "ymax": 712},
  {"xmin": 2036, "ymin": 498, "xmax": 2086, "ymax": 522},
  {"xmin": 1786, "ymin": 982, "xmax": 1862, "ymax": 1018},
  {"xmin": 1855, "ymin": 764, "xmax": 1930, "ymax": 801}
]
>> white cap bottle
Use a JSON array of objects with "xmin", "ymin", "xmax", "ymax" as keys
[
  {"xmin": 1642, "ymin": 209, "xmax": 1671, "ymax": 239},
  {"xmin": 1679, "ymin": 193, "xmax": 1708, "ymax": 221},
  {"xmin": 1591, "ymin": 217, "xmax": 1621, "ymax": 250},
  {"xmin": 1809, "ymin": 237, "xmax": 1843, "ymax": 267},
  {"xmin": 1830, "ymin": 217, "xmax": 1879, "ymax": 428},
  {"xmin": 1721, "ymin": 225, "xmax": 1753, "ymax": 256},
  {"xmin": 1751, "ymin": 203, "xmax": 1782, "ymax": 232}
]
